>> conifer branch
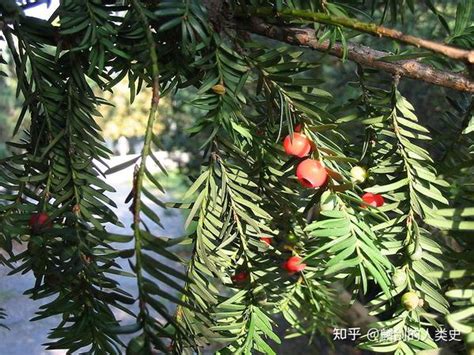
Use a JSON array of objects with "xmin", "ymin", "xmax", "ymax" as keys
[
  {"xmin": 239, "ymin": 18, "xmax": 474, "ymax": 93},
  {"xmin": 240, "ymin": 7, "xmax": 474, "ymax": 64},
  {"xmin": 129, "ymin": 0, "xmax": 161, "ymax": 338}
]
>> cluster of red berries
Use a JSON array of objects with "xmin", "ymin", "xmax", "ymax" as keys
[
  {"xmin": 283, "ymin": 126, "xmax": 385, "ymax": 208},
  {"xmin": 28, "ymin": 130, "xmax": 384, "ymax": 290},
  {"xmin": 231, "ymin": 192, "xmax": 384, "ymax": 284},
  {"xmin": 282, "ymin": 126, "xmax": 328, "ymax": 188},
  {"xmin": 230, "ymin": 127, "xmax": 388, "ymax": 285}
]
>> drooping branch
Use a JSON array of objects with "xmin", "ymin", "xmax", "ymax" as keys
[
  {"xmin": 238, "ymin": 18, "xmax": 474, "ymax": 93},
  {"xmin": 241, "ymin": 7, "xmax": 474, "ymax": 64},
  {"xmin": 129, "ymin": 0, "xmax": 161, "ymax": 346}
]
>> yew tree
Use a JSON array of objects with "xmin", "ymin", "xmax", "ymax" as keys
[{"xmin": 0, "ymin": 0, "xmax": 473, "ymax": 354}]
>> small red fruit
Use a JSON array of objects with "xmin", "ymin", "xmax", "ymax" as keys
[
  {"xmin": 282, "ymin": 256, "xmax": 306, "ymax": 273},
  {"xmin": 260, "ymin": 236, "xmax": 272, "ymax": 245},
  {"xmin": 294, "ymin": 123, "xmax": 302, "ymax": 132},
  {"xmin": 296, "ymin": 159, "xmax": 328, "ymax": 188},
  {"xmin": 361, "ymin": 192, "xmax": 384, "ymax": 208},
  {"xmin": 231, "ymin": 271, "xmax": 249, "ymax": 284},
  {"xmin": 283, "ymin": 133, "xmax": 311, "ymax": 158},
  {"xmin": 29, "ymin": 212, "xmax": 52, "ymax": 233}
]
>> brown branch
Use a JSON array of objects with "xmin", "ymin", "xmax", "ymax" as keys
[
  {"xmin": 238, "ymin": 18, "xmax": 474, "ymax": 93},
  {"xmin": 242, "ymin": 7, "xmax": 474, "ymax": 64}
]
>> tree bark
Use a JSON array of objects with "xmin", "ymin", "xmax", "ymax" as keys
[
  {"xmin": 241, "ymin": 7, "xmax": 474, "ymax": 64},
  {"xmin": 239, "ymin": 18, "xmax": 474, "ymax": 93}
]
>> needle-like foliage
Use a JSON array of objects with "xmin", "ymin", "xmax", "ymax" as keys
[{"xmin": 0, "ymin": 0, "xmax": 473, "ymax": 354}]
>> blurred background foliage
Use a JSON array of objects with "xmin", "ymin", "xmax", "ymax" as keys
[
  {"xmin": 97, "ymin": 80, "xmax": 204, "ymax": 166},
  {"xmin": 0, "ymin": 58, "xmax": 204, "ymax": 172},
  {"xmin": 98, "ymin": 82, "xmax": 166, "ymax": 141}
]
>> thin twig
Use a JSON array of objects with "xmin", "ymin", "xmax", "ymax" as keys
[{"xmin": 129, "ymin": 0, "xmax": 161, "ymax": 336}]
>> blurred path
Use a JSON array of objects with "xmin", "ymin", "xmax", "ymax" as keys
[{"xmin": 0, "ymin": 154, "xmax": 185, "ymax": 354}]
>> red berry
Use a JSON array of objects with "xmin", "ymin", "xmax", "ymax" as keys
[
  {"xmin": 361, "ymin": 192, "xmax": 384, "ymax": 207},
  {"xmin": 283, "ymin": 133, "xmax": 311, "ymax": 158},
  {"xmin": 260, "ymin": 236, "xmax": 272, "ymax": 245},
  {"xmin": 294, "ymin": 124, "xmax": 302, "ymax": 132},
  {"xmin": 374, "ymin": 194, "xmax": 385, "ymax": 206},
  {"xmin": 282, "ymin": 256, "xmax": 306, "ymax": 273},
  {"xmin": 231, "ymin": 271, "xmax": 249, "ymax": 283},
  {"xmin": 296, "ymin": 159, "xmax": 328, "ymax": 188},
  {"xmin": 29, "ymin": 212, "xmax": 52, "ymax": 233}
]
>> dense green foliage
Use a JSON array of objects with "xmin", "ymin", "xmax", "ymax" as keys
[{"xmin": 0, "ymin": 0, "xmax": 473, "ymax": 354}]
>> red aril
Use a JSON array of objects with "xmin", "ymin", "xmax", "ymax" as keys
[
  {"xmin": 282, "ymin": 256, "xmax": 306, "ymax": 273},
  {"xmin": 361, "ymin": 192, "xmax": 384, "ymax": 207},
  {"xmin": 231, "ymin": 271, "xmax": 249, "ymax": 283},
  {"xmin": 283, "ymin": 133, "xmax": 311, "ymax": 158},
  {"xmin": 29, "ymin": 212, "xmax": 53, "ymax": 234},
  {"xmin": 296, "ymin": 159, "xmax": 328, "ymax": 188}
]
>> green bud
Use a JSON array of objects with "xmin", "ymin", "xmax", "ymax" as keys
[
  {"xmin": 211, "ymin": 84, "xmax": 226, "ymax": 95},
  {"xmin": 401, "ymin": 291, "xmax": 419, "ymax": 311}
]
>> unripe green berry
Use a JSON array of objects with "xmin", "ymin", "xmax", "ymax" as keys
[
  {"xmin": 350, "ymin": 166, "xmax": 367, "ymax": 184},
  {"xmin": 401, "ymin": 291, "xmax": 419, "ymax": 311},
  {"xmin": 286, "ymin": 233, "xmax": 299, "ymax": 244}
]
